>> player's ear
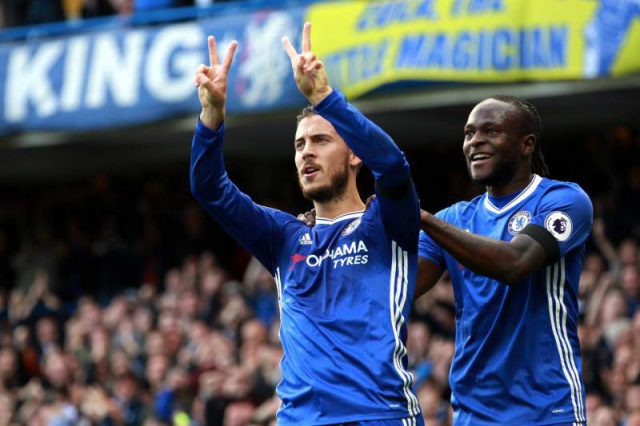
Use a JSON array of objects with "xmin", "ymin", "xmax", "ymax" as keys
[
  {"xmin": 349, "ymin": 151, "xmax": 362, "ymax": 168},
  {"xmin": 522, "ymin": 134, "xmax": 536, "ymax": 156}
]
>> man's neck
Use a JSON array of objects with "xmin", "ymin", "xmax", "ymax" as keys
[
  {"xmin": 313, "ymin": 188, "xmax": 365, "ymax": 220},
  {"xmin": 486, "ymin": 170, "xmax": 534, "ymax": 197}
]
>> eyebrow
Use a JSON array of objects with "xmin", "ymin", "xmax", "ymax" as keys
[
  {"xmin": 309, "ymin": 132, "xmax": 332, "ymax": 138},
  {"xmin": 295, "ymin": 132, "xmax": 332, "ymax": 142},
  {"xmin": 465, "ymin": 120, "xmax": 501, "ymax": 129}
]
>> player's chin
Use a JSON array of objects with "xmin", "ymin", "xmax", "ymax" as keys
[
  {"xmin": 468, "ymin": 162, "xmax": 494, "ymax": 184},
  {"xmin": 299, "ymin": 181, "xmax": 317, "ymax": 196},
  {"xmin": 301, "ymin": 184, "xmax": 320, "ymax": 197},
  {"xmin": 469, "ymin": 167, "xmax": 494, "ymax": 185},
  {"xmin": 301, "ymin": 183, "xmax": 332, "ymax": 201},
  {"xmin": 300, "ymin": 176, "xmax": 318, "ymax": 189}
]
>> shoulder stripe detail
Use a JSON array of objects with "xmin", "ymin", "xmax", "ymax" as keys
[
  {"xmin": 316, "ymin": 210, "xmax": 365, "ymax": 225},
  {"xmin": 389, "ymin": 241, "xmax": 419, "ymax": 417},
  {"xmin": 483, "ymin": 174, "xmax": 542, "ymax": 215},
  {"xmin": 546, "ymin": 259, "xmax": 585, "ymax": 422}
]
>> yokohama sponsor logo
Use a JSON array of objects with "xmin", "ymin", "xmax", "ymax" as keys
[{"xmin": 305, "ymin": 240, "xmax": 369, "ymax": 268}]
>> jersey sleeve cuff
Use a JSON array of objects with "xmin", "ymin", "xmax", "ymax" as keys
[
  {"xmin": 196, "ymin": 118, "xmax": 225, "ymax": 139},
  {"xmin": 313, "ymin": 89, "xmax": 343, "ymax": 112},
  {"xmin": 520, "ymin": 224, "xmax": 560, "ymax": 266}
]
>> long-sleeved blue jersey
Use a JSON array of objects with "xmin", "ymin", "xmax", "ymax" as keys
[
  {"xmin": 419, "ymin": 175, "xmax": 593, "ymax": 426},
  {"xmin": 191, "ymin": 90, "xmax": 422, "ymax": 425}
]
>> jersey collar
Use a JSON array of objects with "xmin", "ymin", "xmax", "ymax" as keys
[
  {"xmin": 483, "ymin": 174, "xmax": 542, "ymax": 215},
  {"xmin": 316, "ymin": 210, "xmax": 365, "ymax": 225}
]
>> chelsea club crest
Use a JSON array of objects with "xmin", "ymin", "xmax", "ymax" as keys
[
  {"xmin": 508, "ymin": 211, "xmax": 532, "ymax": 235},
  {"xmin": 341, "ymin": 218, "xmax": 362, "ymax": 236}
]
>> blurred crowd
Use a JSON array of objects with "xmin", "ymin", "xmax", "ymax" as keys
[
  {"xmin": 0, "ymin": 249, "xmax": 283, "ymax": 426},
  {"xmin": 0, "ymin": 124, "xmax": 638, "ymax": 425}
]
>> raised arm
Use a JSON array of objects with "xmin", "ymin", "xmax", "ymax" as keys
[
  {"xmin": 283, "ymin": 23, "xmax": 419, "ymax": 250},
  {"xmin": 190, "ymin": 37, "xmax": 292, "ymax": 274}
]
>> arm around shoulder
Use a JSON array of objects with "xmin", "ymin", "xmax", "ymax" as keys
[{"xmin": 420, "ymin": 209, "xmax": 548, "ymax": 286}]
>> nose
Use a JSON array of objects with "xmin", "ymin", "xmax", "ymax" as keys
[
  {"xmin": 470, "ymin": 132, "xmax": 486, "ymax": 147},
  {"xmin": 464, "ymin": 132, "xmax": 485, "ymax": 154},
  {"xmin": 301, "ymin": 141, "xmax": 316, "ymax": 161}
]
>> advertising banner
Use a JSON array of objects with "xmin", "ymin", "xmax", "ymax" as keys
[
  {"xmin": 307, "ymin": 0, "xmax": 640, "ymax": 97},
  {"xmin": 1, "ymin": 0, "xmax": 638, "ymax": 134},
  {"xmin": 0, "ymin": 8, "xmax": 305, "ymax": 134}
]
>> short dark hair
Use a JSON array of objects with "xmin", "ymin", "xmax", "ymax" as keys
[
  {"xmin": 487, "ymin": 95, "xmax": 550, "ymax": 177},
  {"xmin": 296, "ymin": 105, "xmax": 317, "ymax": 126}
]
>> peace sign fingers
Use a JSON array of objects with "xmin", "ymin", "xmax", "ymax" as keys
[
  {"xmin": 282, "ymin": 33, "xmax": 306, "ymax": 81},
  {"xmin": 207, "ymin": 36, "xmax": 238, "ymax": 75},
  {"xmin": 208, "ymin": 36, "xmax": 220, "ymax": 67},
  {"xmin": 282, "ymin": 21, "xmax": 332, "ymax": 105},
  {"xmin": 222, "ymin": 40, "xmax": 238, "ymax": 74},
  {"xmin": 301, "ymin": 21, "xmax": 311, "ymax": 53},
  {"xmin": 282, "ymin": 21, "xmax": 312, "ymax": 61}
]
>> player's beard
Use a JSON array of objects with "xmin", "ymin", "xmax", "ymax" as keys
[{"xmin": 299, "ymin": 156, "xmax": 350, "ymax": 203}]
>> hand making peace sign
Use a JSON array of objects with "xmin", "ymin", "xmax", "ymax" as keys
[
  {"xmin": 282, "ymin": 22, "xmax": 333, "ymax": 105},
  {"xmin": 195, "ymin": 36, "xmax": 238, "ymax": 129}
]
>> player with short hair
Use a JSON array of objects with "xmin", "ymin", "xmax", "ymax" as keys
[
  {"xmin": 417, "ymin": 95, "xmax": 593, "ymax": 425},
  {"xmin": 190, "ymin": 23, "xmax": 423, "ymax": 425}
]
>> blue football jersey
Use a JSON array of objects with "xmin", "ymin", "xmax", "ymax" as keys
[
  {"xmin": 419, "ymin": 175, "xmax": 593, "ymax": 426},
  {"xmin": 191, "ymin": 90, "xmax": 422, "ymax": 425}
]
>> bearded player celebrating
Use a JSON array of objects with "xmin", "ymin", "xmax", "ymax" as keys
[{"xmin": 190, "ymin": 23, "xmax": 423, "ymax": 426}]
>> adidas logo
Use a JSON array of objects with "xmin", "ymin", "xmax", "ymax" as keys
[{"xmin": 299, "ymin": 233, "xmax": 313, "ymax": 245}]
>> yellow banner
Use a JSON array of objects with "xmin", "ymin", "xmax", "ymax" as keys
[{"xmin": 306, "ymin": 0, "xmax": 640, "ymax": 98}]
